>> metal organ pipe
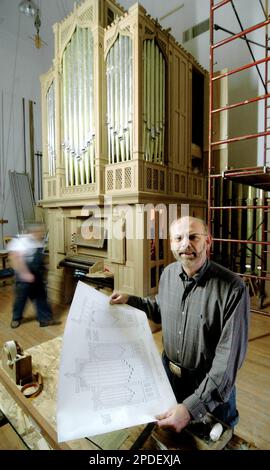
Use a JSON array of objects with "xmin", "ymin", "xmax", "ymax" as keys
[
  {"xmin": 124, "ymin": 37, "xmax": 129, "ymax": 160},
  {"xmin": 143, "ymin": 41, "xmax": 147, "ymax": 159},
  {"xmin": 62, "ymin": 52, "xmax": 69, "ymax": 185},
  {"xmin": 143, "ymin": 39, "xmax": 165, "ymax": 164},
  {"xmin": 77, "ymin": 28, "xmax": 84, "ymax": 185},
  {"xmin": 61, "ymin": 27, "xmax": 95, "ymax": 186},
  {"xmin": 73, "ymin": 31, "xmax": 79, "ymax": 186},
  {"xmin": 146, "ymin": 40, "xmax": 151, "ymax": 160},
  {"xmin": 82, "ymin": 28, "xmax": 89, "ymax": 184},
  {"xmin": 46, "ymin": 82, "xmax": 56, "ymax": 177},
  {"xmin": 88, "ymin": 29, "xmax": 95, "ymax": 183},
  {"xmin": 128, "ymin": 36, "xmax": 133, "ymax": 160},
  {"xmin": 119, "ymin": 36, "xmax": 124, "ymax": 162},
  {"xmin": 106, "ymin": 35, "xmax": 133, "ymax": 163},
  {"xmin": 106, "ymin": 48, "xmax": 112, "ymax": 164}
]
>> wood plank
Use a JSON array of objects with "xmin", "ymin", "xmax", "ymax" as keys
[
  {"xmin": 0, "ymin": 423, "xmax": 28, "ymax": 450},
  {"xmin": 0, "ymin": 367, "xmax": 69, "ymax": 450}
]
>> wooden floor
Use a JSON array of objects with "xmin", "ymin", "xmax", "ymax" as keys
[{"xmin": 0, "ymin": 283, "xmax": 269, "ymax": 450}]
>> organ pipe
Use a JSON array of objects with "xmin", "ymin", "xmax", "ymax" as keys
[{"xmin": 61, "ymin": 27, "xmax": 95, "ymax": 186}]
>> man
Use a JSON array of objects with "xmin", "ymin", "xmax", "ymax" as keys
[
  {"xmin": 8, "ymin": 223, "xmax": 60, "ymax": 328},
  {"xmin": 110, "ymin": 216, "xmax": 250, "ymax": 432}
]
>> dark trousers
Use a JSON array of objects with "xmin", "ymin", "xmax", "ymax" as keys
[
  {"xmin": 12, "ymin": 281, "xmax": 52, "ymax": 324},
  {"xmin": 162, "ymin": 352, "xmax": 239, "ymax": 428}
]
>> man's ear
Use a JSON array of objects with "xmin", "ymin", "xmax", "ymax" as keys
[{"xmin": 206, "ymin": 234, "xmax": 212, "ymax": 255}]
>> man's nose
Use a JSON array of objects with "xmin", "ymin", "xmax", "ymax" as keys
[{"xmin": 179, "ymin": 235, "xmax": 190, "ymax": 250}]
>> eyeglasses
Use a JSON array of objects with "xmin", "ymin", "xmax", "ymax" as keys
[{"xmin": 172, "ymin": 233, "xmax": 208, "ymax": 243}]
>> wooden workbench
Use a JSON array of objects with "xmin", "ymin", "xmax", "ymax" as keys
[
  {"xmin": 0, "ymin": 336, "xmax": 257, "ymax": 451},
  {"xmin": 0, "ymin": 337, "xmax": 147, "ymax": 450}
]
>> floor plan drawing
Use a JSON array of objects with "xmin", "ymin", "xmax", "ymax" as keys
[{"xmin": 57, "ymin": 281, "xmax": 176, "ymax": 442}]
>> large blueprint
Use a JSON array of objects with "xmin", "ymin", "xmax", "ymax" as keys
[{"xmin": 57, "ymin": 282, "xmax": 176, "ymax": 442}]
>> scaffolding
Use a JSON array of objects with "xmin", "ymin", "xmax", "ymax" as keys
[{"xmin": 209, "ymin": 0, "xmax": 270, "ymax": 316}]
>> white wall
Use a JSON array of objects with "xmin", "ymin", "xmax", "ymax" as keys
[{"xmin": 0, "ymin": 18, "xmax": 53, "ymax": 245}]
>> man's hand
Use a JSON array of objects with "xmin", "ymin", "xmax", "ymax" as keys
[
  {"xmin": 109, "ymin": 292, "xmax": 129, "ymax": 304},
  {"xmin": 10, "ymin": 252, "xmax": 35, "ymax": 283},
  {"xmin": 156, "ymin": 404, "xmax": 191, "ymax": 433}
]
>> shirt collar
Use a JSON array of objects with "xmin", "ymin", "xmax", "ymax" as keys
[{"xmin": 179, "ymin": 258, "xmax": 210, "ymax": 285}]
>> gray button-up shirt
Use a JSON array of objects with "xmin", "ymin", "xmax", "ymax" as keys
[{"xmin": 128, "ymin": 258, "xmax": 250, "ymax": 420}]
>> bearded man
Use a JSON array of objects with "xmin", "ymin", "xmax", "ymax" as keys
[{"xmin": 110, "ymin": 217, "xmax": 250, "ymax": 432}]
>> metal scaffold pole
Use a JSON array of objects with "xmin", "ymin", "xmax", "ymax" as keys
[{"xmin": 209, "ymin": 0, "xmax": 270, "ymax": 316}]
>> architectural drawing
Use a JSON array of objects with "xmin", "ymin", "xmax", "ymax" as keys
[{"xmin": 57, "ymin": 281, "xmax": 176, "ymax": 442}]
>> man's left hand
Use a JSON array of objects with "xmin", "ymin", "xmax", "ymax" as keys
[{"xmin": 156, "ymin": 404, "xmax": 191, "ymax": 433}]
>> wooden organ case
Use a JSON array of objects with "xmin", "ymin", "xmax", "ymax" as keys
[{"xmin": 40, "ymin": 0, "xmax": 209, "ymax": 303}]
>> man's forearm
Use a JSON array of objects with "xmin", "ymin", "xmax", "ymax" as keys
[{"xmin": 127, "ymin": 295, "xmax": 161, "ymax": 323}]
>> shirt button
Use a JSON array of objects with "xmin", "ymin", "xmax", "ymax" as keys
[
  {"xmin": 179, "ymin": 331, "xmax": 181, "ymax": 335},
  {"xmin": 182, "ymin": 311, "xmax": 185, "ymax": 315},
  {"xmin": 198, "ymin": 413, "xmax": 203, "ymax": 418},
  {"xmin": 177, "ymin": 350, "xmax": 179, "ymax": 354}
]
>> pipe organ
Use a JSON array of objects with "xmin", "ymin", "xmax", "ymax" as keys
[{"xmin": 40, "ymin": 0, "xmax": 209, "ymax": 304}]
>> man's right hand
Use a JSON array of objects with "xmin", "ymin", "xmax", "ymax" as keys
[
  {"xmin": 156, "ymin": 404, "xmax": 191, "ymax": 433},
  {"xmin": 109, "ymin": 292, "xmax": 129, "ymax": 304}
]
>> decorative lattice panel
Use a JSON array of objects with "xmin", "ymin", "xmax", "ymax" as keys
[
  {"xmin": 124, "ymin": 167, "xmax": 132, "ymax": 188},
  {"xmin": 146, "ymin": 167, "xmax": 152, "ymax": 189},
  {"xmin": 79, "ymin": 6, "xmax": 94, "ymax": 23},
  {"xmin": 107, "ymin": 170, "xmax": 114, "ymax": 190},
  {"xmin": 115, "ymin": 168, "xmax": 123, "ymax": 189},
  {"xmin": 153, "ymin": 169, "xmax": 158, "ymax": 190}
]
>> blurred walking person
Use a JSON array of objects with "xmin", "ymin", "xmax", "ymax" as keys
[{"xmin": 8, "ymin": 223, "xmax": 59, "ymax": 328}]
